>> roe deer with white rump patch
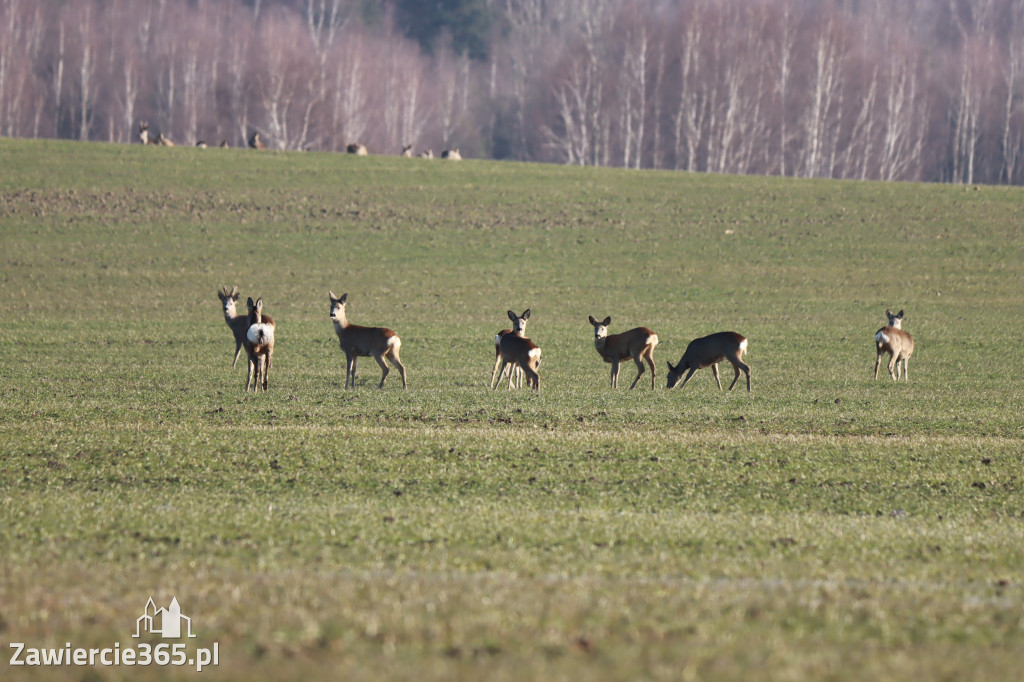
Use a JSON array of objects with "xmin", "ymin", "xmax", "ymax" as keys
[
  {"xmin": 329, "ymin": 292, "xmax": 407, "ymax": 389},
  {"xmin": 494, "ymin": 310, "xmax": 541, "ymax": 392},
  {"xmin": 874, "ymin": 309, "xmax": 914, "ymax": 381},
  {"xmin": 588, "ymin": 316, "xmax": 659, "ymax": 389},
  {"xmin": 666, "ymin": 332, "xmax": 750, "ymax": 391},
  {"xmin": 490, "ymin": 309, "xmax": 533, "ymax": 390},
  {"xmin": 244, "ymin": 297, "xmax": 275, "ymax": 392},
  {"xmin": 218, "ymin": 285, "xmax": 269, "ymax": 368}
]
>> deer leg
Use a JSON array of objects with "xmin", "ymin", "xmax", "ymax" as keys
[
  {"xmin": 711, "ymin": 363, "xmax": 723, "ymax": 390},
  {"xmin": 645, "ymin": 350, "xmax": 657, "ymax": 390},
  {"xmin": 245, "ymin": 354, "xmax": 256, "ymax": 392},
  {"xmin": 610, "ymin": 360, "xmax": 620, "ymax": 389},
  {"xmin": 345, "ymin": 353, "xmax": 357, "ymax": 389},
  {"xmin": 374, "ymin": 353, "xmax": 391, "ymax": 389},
  {"xmin": 522, "ymin": 360, "xmax": 539, "ymax": 392},
  {"xmin": 901, "ymin": 357, "xmax": 909, "ymax": 382},
  {"xmin": 677, "ymin": 366, "xmax": 699, "ymax": 390},
  {"xmin": 490, "ymin": 350, "xmax": 505, "ymax": 389},
  {"xmin": 873, "ymin": 350, "xmax": 884, "ymax": 379},
  {"xmin": 887, "ymin": 354, "xmax": 899, "ymax": 381},
  {"xmin": 233, "ymin": 343, "xmax": 244, "ymax": 368},
  {"xmin": 628, "ymin": 353, "xmax": 646, "ymax": 390},
  {"xmin": 388, "ymin": 348, "xmax": 408, "ymax": 390}
]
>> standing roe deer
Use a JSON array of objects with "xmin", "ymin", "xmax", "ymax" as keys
[
  {"xmin": 874, "ymin": 309, "xmax": 914, "ymax": 381},
  {"xmin": 490, "ymin": 309, "xmax": 531, "ymax": 389},
  {"xmin": 249, "ymin": 132, "xmax": 266, "ymax": 150},
  {"xmin": 588, "ymin": 316, "xmax": 659, "ymax": 389},
  {"xmin": 218, "ymin": 285, "xmax": 265, "ymax": 368},
  {"xmin": 495, "ymin": 310, "xmax": 541, "ymax": 392},
  {"xmin": 138, "ymin": 121, "xmax": 149, "ymax": 145},
  {"xmin": 329, "ymin": 291, "xmax": 407, "ymax": 389},
  {"xmin": 244, "ymin": 297, "xmax": 275, "ymax": 392},
  {"xmin": 666, "ymin": 332, "xmax": 750, "ymax": 391}
]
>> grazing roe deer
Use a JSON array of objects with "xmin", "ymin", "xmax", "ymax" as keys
[
  {"xmin": 666, "ymin": 332, "xmax": 750, "ymax": 391},
  {"xmin": 347, "ymin": 143, "xmax": 368, "ymax": 156},
  {"xmin": 248, "ymin": 132, "xmax": 266, "ymax": 150},
  {"xmin": 874, "ymin": 309, "xmax": 914, "ymax": 381},
  {"xmin": 329, "ymin": 291, "xmax": 407, "ymax": 389},
  {"xmin": 490, "ymin": 309, "xmax": 531, "ymax": 390},
  {"xmin": 441, "ymin": 148, "xmax": 462, "ymax": 160},
  {"xmin": 155, "ymin": 132, "xmax": 174, "ymax": 146},
  {"xmin": 495, "ymin": 310, "xmax": 541, "ymax": 392},
  {"xmin": 244, "ymin": 297, "xmax": 275, "ymax": 392},
  {"xmin": 588, "ymin": 316, "xmax": 659, "ymax": 389}
]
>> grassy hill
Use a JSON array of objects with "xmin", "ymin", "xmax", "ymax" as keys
[{"xmin": 1, "ymin": 137, "xmax": 1022, "ymax": 680}]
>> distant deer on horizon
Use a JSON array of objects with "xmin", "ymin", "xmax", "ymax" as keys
[
  {"xmin": 248, "ymin": 132, "xmax": 266, "ymax": 150},
  {"xmin": 401, "ymin": 144, "xmax": 413, "ymax": 157},
  {"xmin": 441, "ymin": 148, "xmax": 461, "ymax": 160},
  {"xmin": 588, "ymin": 316, "xmax": 659, "ymax": 389},
  {"xmin": 666, "ymin": 332, "xmax": 751, "ymax": 392},
  {"xmin": 347, "ymin": 143, "xmax": 368, "ymax": 156},
  {"xmin": 874, "ymin": 309, "xmax": 914, "ymax": 381},
  {"xmin": 138, "ymin": 122, "xmax": 149, "ymax": 145}
]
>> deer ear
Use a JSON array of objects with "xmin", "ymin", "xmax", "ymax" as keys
[
  {"xmin": 666, "ymin": 361, "xmax": 674, "ymax": 372},
  {"xmin": 602, "ymin": 317, "xmax": 611, "ymax": 327},
  {"xmin": 588, "ymin": 316, "xmax": 597, "ymax": 326},
  {"xmin": 255, "ymin": 298, "xmax": 263, "ymax": 311},
  {"xmin": 886, "ymin": 309, "xmax": 893, "ymax": 317},
  {"xmin": 328, "ymin": 290, "xmax": 337, "ymax": 301},
  {"xmin": 339, "ymin": 293, "xmax": 348, "ymax": 304},
  {"xmin": 246, "ymin": 297, "xmax": 255, "ymax": 309},
  {"xmin": 897, "ymin": 310, "xmax": 904, "ymax": 319},
  {"xmin": 522, "ymin": 309, "xmax": 531, "ymax": 320},
  {"xmin": 508, "ymin": 310, "xmax": 517, "ymax": 322}
]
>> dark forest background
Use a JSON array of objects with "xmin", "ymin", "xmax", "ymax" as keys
[{"xmin": 1, "ymin": 0, "xmax": 1022, "ymax": 184}]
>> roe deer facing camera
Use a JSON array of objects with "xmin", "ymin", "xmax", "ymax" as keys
[
  {"xmin": 495, "ymin": 310, "xmax": 541, "ymax": 392},
  {"xmin": 874, "ymin": 309, "xmax": 914, "ymax": 381},
  {"xmin": 329, "ymin": 292, "xmax": 407, "ymax": 389},
  {"xmin": 666, "ymin": 331, "xmax": 750, "ymax": 391},
  {"xmin": 491, "ymin": 309, "xmax": 534, "ymax": 390},
  {"xmin": 588, "ymin": 316, "xmax": 659, "ymax": 389}
]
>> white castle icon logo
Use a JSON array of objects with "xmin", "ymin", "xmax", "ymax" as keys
[{"xmin": 133, "ymin": 597, "xmax": 197, "ymax": 639}]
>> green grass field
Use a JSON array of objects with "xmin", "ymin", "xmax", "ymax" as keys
[{"xmin": 1, "ymin": 137, "xmax": 1023, "ymax": 680}]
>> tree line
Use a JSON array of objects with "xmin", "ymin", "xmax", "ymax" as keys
[{"xmin": 1, "ymin": 0, "xmax": 1022, "ymax": 184}]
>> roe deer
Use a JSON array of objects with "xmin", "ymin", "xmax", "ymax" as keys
[
  {"xmin": 495, "ymin": 310, "xmax": 541, "ymax": 392},
  {"xmin": 874, "ymin": 309, "xmax": 914, "ymax": 381},
  {"xmin": 441, "ymin": 148, "xmax": 462, "ymax": 160},
  {"xmin": 347, "ymin": 143, "xmax": 368, "ymax": 156},
  {"xmin": 588, "ymin": 316, "xmax": 659, "ymax": 389},
  {"xmin": 490, "ymin": 309, "xmax": 531, "ymax": 390},
  {"xmin": 419, "ymin": 149, "xmax": 434, "ymax": 159},
  {"xmin": 666, "ymin": 332, "xmax": 750, "ymax": 391},
  {"xmin": 219, "ymin": 285, "xmax": 272, "ymax": 368},
  {"xmin": 138, "ymin": 121, "xmax": 149, "ymax": 145},
  {"xmin": 244, "ymin": 297, "xmax": 275, "ymax": 392},
  {"xmin": 329, "ymin": 291, "xmax": 407, "ymax": 389},
  {"xmin": 401, "ymin": 144, "xmax": 413, "ymax": 157},
  {"xmin": 249, "ymin": 132, "xmax": 266, "ymax": 150},
  {"xmin": 155, "ymin": 132, "xmax": 174, "ymax": 146}
]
